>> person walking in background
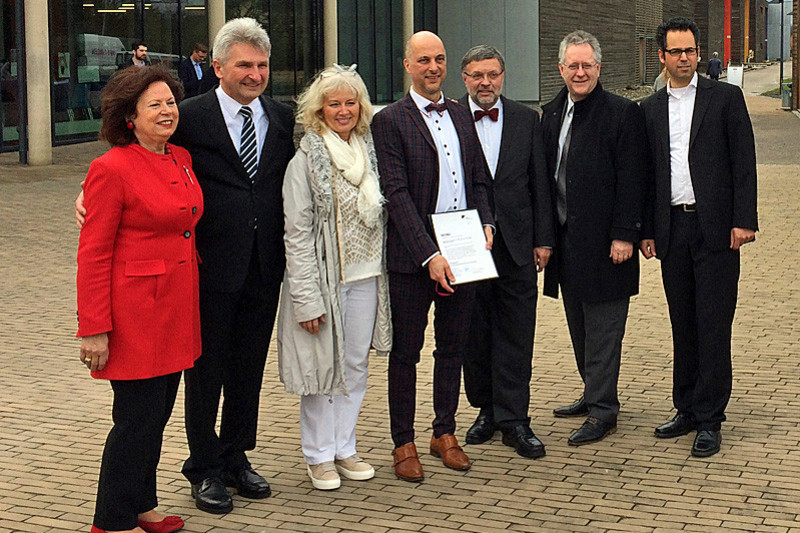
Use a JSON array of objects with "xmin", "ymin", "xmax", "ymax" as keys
[
  {"xmin": 640, "ymin": 18, "xmax": 758, "ymax": 458},
  {"xmin": 457, "ymin": 45, "xmax": 555, "ymax": 460},
  {"xmin": 178, "ymin": 43, "xmax": 208, "ymax": 99},
  {"xmin": 541, "ymin": 30, "xmax": 646, "ymax": 446},
  {"xmin": 706, "ymin": 51, "xmax": 723, "ymax": 81},
  {"xmin": 77, "ymin": 66, "xmax": 201, "ymax": 533},
  {"xmin": 372, "ymin": 31, "xmax": 493, "ymax": 483},
  {"xmin": 278, "ymin": 64, "xmax": 391, "ymax": 491}
]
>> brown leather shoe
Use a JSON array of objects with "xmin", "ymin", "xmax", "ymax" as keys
[
  {"xmin": 430, "ymin": 434, "xmax": 470, "ymax": 471},
  {"xmin": 392, "ymin": 442, "xmax": 424, "ymax": 482}
]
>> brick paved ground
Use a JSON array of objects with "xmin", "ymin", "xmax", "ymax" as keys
[{"xmin": 1, "ymin": 95, "xmax": 798, "ymax": 533}]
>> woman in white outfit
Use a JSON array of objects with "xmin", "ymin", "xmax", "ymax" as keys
[{"xmin": 277, "ymin": 64, "xmax": 391, "ymax": 490}]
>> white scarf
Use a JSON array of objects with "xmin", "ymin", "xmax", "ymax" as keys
[{"xmin": 321, "ymin": 130, "xmax": 384, "ymax": 228}]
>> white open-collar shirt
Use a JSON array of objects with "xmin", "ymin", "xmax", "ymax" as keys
[{"xmin": 666, "ymin": 71, "xmax": 698, "ymax": 205}]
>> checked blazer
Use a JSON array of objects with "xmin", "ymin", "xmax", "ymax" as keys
[{"xmin": 372, "ymin": 93, "xmax": 493, "ymax": 273}]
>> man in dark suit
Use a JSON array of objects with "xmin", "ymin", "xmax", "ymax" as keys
[
  {"xmin": 118, "ymin": 42, "xmax": 149, "ymax": 70},
  {"xmin": 706, "ymin": 51, "xmax": 723, "ymax": 81},
  {"xmin": 178, "ymin": 43, "xmax": 209, "ymax": 98},
  {"xmin": 456, "ymin": 45, "xmax": 555, "ymax": 459},
  {"xmin": 372, "ymin": 31, "xmax": 493, "ymax": 482},
  {"xmin": 640, "ymin": 17, "xmax": 758, "ymax": 458},
  {"xmin": 170, "ymin": 18, "xmax": 294, "ymax": 512},
  {"xmin": 541, "ymin": 30, "xmax": 646, "ymax": 446}
]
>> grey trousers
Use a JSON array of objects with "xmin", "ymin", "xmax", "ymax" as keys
[{"xmin": 561, "ymin": 292, "xmax": 630, "ymax": 424}]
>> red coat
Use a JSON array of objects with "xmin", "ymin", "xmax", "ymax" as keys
[{"xmin": 77, "ymin": 143, "xmax": 204, "ymax": 380}]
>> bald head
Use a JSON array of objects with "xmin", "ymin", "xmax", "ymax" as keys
[{"xmin": 403, "ymin": 31, "xmax": 447, "ymax": 101}]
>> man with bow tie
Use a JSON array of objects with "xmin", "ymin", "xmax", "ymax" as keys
[
  {"xmin": 372, "ymin": 31, "xmax": 493, "ymax": 483},
  {"xmin": 456, "ymin": 45, "xmax": 555, "ymax": 459}
]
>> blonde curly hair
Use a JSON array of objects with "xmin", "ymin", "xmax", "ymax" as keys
[{"xmin": 296, "ymin": 64, "xmax": 373, "ymax": 137}]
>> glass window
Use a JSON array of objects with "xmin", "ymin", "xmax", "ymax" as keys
[
  {"xmin": 225, "ymin": 0, "xmax": 322, "ymax": 103},
  {"xmin": 1, "ymin": 0, "xmax": 20, "ymax": 152},
  {"xmin": 338, "ymin": 0, "xmax": 404, "ymax": 104}
]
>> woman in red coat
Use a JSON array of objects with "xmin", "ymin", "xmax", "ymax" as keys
[{"xmin": 77, "ymin": 66, "xmax": 202, "ymax": 533}]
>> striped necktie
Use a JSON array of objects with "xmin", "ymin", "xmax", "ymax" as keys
[{"xmin": 239, "ymin": 105, "xmax": 258, "ymax": 180}]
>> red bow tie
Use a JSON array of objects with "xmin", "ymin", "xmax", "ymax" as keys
[
  {"xmin": 474, "ymin": 108, "xmax": 499, "ymax": 122},
  {"xmin": 425, "ymin": 102, "xmax": 448, "ymax": 115}
]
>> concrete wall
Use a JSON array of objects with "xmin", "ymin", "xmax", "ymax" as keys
[
  {"xmin": 538, "ymin": 0, "xmax": 637, "ymax": 103},
  {"xmin": 437, "ymin": 0, "xmax": 540, "ymax": 103}
]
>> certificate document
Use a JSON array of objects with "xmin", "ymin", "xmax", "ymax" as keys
[{"xmin": 429, "ymin": 209, "xmax": 498, "ymax": 285}]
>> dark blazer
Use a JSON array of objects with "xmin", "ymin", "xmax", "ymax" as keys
[
  {"xmin": 541, "ymin": 84, "xmax": 646, "ymax": 302},
  {"xmin": 640, "ymin": 76, "xmax": 758, "ymax": 257},
  {"xmin": 457, "ymin": 95, "xmax": 555, "ymax": 266},
  {"xmin": 178, "ymin": 57, "xmax": 203, "ymax": 99},
  {"xmin": 706, "ymin": 58, "xmax": 723, "ymax": 78},
  {"xmin": 372, "ymin": 93, "xmax": 493, "ymax": 274},
  {"xmin": 170, "ymin": 89, "xmax": 295, "ymax": 292}
]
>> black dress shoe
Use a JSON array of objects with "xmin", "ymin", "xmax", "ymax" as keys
[
  {"xmin": 553, "ymin": 395, "xmax": 589, "ymax": 418},
  {"xmin": 191, "ymin": 477, "xmax": 233, "ymax": 514},
  {"xmin": 691, "ymin": 430, "xmax": 722, "ymax": 458},
  {"xmin": 465, "ymin": 410, "xmax": 496, "ymax": 445},
  {"xmin": 568, "ymin": 416, "xmax": 616, "ymax": 446},
  {"xmin": 222, "ymin": 468, "xmax": 272, "ymax": 499},
  {"xmin": 654, "ymin": 413, "xmax": 696, "ymax": 439},
  {"xmin": 501, "ymin": 425, "xmax": 546, "ymax": 459}
]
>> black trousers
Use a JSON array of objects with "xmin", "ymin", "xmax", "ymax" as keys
[
  {"xmin": 463, "ymin": 230, "xmax": 538, "ymax": 428},
  {"xmin": 94, "ymin": 372, "xmax": 181, "ymax": 531},
  {"xmin": 661, "ymin": 209, "xmax": 739, "ymax": 431},
  {"xmin": 387, "ymin": 270, "xmax": 476, "ymax": 447},
  {"xmin": 182, "ymin": 245, "xmax": 281, "ymax": 484},
  {"xmin": 558, "ymin": 224, "xmax": 629, "ymax": 424}
]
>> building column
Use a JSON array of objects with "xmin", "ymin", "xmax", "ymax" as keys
[
  {"xmin": 323, "ymin": 0, "xmax": 337, "ymax": 65},
  {"xmin": 403, "ymin": 0, "xmax": 413, "ymax": 89},
  {"xmin": 793, "ymin": 0, "xmax": 798, "ymax": 110},
  {"xmin": 24, "ymin": 0, "xmax": 51, "ymax": 166},
  {"xmin": 208, "ymin": 0, "xmax": 225, "ymax": 50}
]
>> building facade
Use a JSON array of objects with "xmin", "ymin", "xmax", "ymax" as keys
[{"xmin": 1, "ymin": 0, "xmax": 788, "ymax": 165}]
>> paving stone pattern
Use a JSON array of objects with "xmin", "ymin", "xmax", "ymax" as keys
[{"xmin": 1, "ymin": 95, "xmax": 798, "ymax": 532}]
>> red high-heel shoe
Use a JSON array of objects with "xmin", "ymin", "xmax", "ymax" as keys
[{"xmin": 137, "ymin": 515, "xmax": 184, "ymax": 533}]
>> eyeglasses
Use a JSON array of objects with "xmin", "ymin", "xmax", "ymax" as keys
[
  {"xmin": 664, "ymin": 47, "xmax": 698, "ymax": 58},
  {"xmin": 563, "ymin": 62, "xmax": 597, "ymax": 72},
  {"xmin": 464, "ymin": 71, "xmax": 504, "ymax": 82}
]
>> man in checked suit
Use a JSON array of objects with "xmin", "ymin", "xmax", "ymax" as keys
[
  {"xmin": 76, "ymin": 18, "xmax": 294, "ymax": 511},
  {"xmin": 640, "ymin": 18, "xmax": 758, "ymax": 458},
  {"xmin": 372, "ymin": 31, "xmax": 494, "ymax": 482},
  {"xmin": 456, "ymin": 45, "xmax": 555, "ymax": 459}
]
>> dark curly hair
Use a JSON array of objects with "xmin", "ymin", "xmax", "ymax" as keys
[
  {"xmin": 656, "ymin": 17, "xmax": 700, "ymax": 52},
  {"xmin": 99, "ymin": 66, "xmax": 184, "ymax": 146}
]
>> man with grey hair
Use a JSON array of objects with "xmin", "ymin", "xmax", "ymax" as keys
[
  {"xmin": 541, "ymin": 30, "xmax": 646, "ymax": 445},
  {"xmin": 457, "ymin": 45, "xmax": 555, "ymax": 459},
  {"xmin": 172, "ymin": 17, "xmax": 294, "ymax": 513}
]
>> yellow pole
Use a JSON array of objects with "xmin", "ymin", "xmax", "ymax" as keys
[{"xmin": 743, "ymin": 0, "xmax": 751, "ymax": 62}]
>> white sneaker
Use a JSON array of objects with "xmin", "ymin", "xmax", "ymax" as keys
[
  {"xmin": 307, "ymin": 461, "xmax": 341, "ymax": 490},
  {"xmin": 334, "ymin": 454, "xmax": 375, "ymax": 481}
]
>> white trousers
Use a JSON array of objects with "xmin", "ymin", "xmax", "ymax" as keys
[{"xmin": 300, "ymin": 276, "xmax": 377, "ymax": 465}]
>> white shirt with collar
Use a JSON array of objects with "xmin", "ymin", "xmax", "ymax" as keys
[
  {"xmin": 554, "ymin": 95, "xmax": 575, "ymax": 182},
  {"xmin": 667, "ymin": 71, "xmax": 698, "ymax": 205},
  {"xmin": 468, "ymin": 97, "xmax": 503, "ymax": 179},
  {"xmin": 215, "ymin": 85, "xmax": 270, "ymax": 166},
  {"xmin": 409, "ymin": 87, "xmax": 467, "ymax": 214}
]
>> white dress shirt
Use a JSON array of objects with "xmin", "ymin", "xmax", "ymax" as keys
[
  {"xmin": 554, "ymin": 96, "xmax": 575, "ymax": 182},
  {"xmin": 667, "ymin": 72, "xmax": 698, "ymax": 205},
  {"xmin": 468, "ymin": 98, "xmax": 503, "ymax": 179},
  {"xmin": 215, "ymin": 85, "xmax": 270, "ymax": 166},
  {"xmin": 409, "ymin": 87, "xmax": 467, "ymax": 214}
]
